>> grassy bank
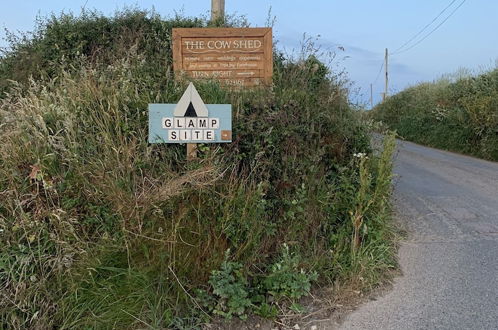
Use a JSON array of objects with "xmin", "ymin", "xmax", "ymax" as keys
[
  {"xmin": 0, "ymin": 9, "xmax": 397, "ymax": 329},
  {"xmin": 372, "ymin": 67, "xmax": 498, "ymax": 161}
]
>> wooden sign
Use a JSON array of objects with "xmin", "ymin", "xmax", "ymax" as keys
[
  {"xmin": 148, "ymin": 83, "xmax": 232, "ymax": 144},
  {"xmin": 172, "ymin": 28, "xmax": 273, "ymax": 87}
]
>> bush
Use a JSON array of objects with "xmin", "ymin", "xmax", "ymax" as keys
[
  {"xmin": 372, "ymin": 68, "xmax": 498, "ymax": 161},
  {"xmin": 0, "ymin": 9, "xmax": 396, "ymax": 328},
  {"xmin": 0, "ymin": 8, "xmax": 203, "ymax": 98}
]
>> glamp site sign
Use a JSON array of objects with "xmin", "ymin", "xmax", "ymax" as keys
[{"xmin": 148, "ymin": 83, "xmax": 232, "ymax": 144}]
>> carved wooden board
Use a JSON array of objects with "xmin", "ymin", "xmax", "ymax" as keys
[{"xmin": 172, "ymin": 28, "xmax": 272, "ymax": 87}]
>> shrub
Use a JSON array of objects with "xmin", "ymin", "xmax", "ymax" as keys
[
  {"xmin": 0, "ymin": 8, "xmax": 396, "ymax": 328},
  {"xmin": 372, "ymin": 68, "xmax": 498, "ymax": 161}
]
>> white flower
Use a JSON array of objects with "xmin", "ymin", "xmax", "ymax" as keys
[{"xmin": 353, "ymin": 152, "xmax": 367, "ymax": 158}]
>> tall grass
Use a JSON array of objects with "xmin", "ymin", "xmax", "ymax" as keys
[
  {"xmin": 372, "ymin": 67, "xmax": 498, "ymax": 161},
  {"xmin": 0, "ymin": 9, "xmax": 397, "ymax": 328}
]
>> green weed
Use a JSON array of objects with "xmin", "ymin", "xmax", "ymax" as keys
[
  {"xmin": 208, "ymin": 251, "xmax": 252, "ymax": 320},
  {"xmin": 262, "ymin": 244, "xmax": 318, "ymax": 301}
]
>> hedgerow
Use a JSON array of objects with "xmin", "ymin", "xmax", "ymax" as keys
[
  {"xmin": 372, "ymin": 68, "xmax": 498, "ymax": 160},
  {"xmin": 0, "ymin": 8, "xmax": 396, "ymax": 328}
]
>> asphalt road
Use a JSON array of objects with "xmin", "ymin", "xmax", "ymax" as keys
[{"xmin": 340, "ymin": 140, "xmax": 498, "ymax": 330}]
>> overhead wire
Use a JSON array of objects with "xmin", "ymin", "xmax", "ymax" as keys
[
  {"xmin": 373, "ymin": 61, "xmax": 384, "ymax": 85},
  {"xmin": 392, "ymin": 0, "xmax": 458, "ymax": 54},
  {"xmin": 369, "ymin": 0, "xmax": 466, "ymax": 103},
  {"xmin": 392, "ymin": 0, "xmax": 466, "ymax": 55}
]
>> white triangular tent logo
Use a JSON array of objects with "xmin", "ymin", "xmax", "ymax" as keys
[{"xmin": 174, "ymin": 82, "xmax": 209, "ymax": 117}]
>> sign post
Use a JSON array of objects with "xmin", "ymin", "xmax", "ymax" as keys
[
  {"xmin": 148, "ymin": 83, "xmax": 232, "ymax": 159},
  {"xmin": 187, "ymin": 143, "xmax": 198, "ymax": 160},
  {"xmin": 211, "ymin": 0, "xmax": 225, "ymax": 21}
]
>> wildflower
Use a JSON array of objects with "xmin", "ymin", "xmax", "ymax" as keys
[{"xmin": 353, "ymin": 152, "xmax": 367, "ymax": 158}]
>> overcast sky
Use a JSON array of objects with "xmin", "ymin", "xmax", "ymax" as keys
[{"xmin": 1, "ymin": 0, "xmax": 497, "ymax": 106}]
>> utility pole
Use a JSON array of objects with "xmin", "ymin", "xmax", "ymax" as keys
[
  {"xmin": 211, "ymin": 0, "xmax": 225, "ymax": 21},
  {"xmin": 370, "ymin": 83, "xmax": 373, "ymax": 109},
  {"xmin": 187, "ymin": 0, "xmax": 225, "ymax": 160},
  {"xmin": 383, "ymin": 48, "xmax": 388, "ymax": 101}
]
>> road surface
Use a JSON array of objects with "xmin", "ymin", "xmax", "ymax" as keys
[{"xmin": 340, "ymin": 140, "xmax": 498, "ymax": 330}]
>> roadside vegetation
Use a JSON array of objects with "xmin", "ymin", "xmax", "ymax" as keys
[
  {"xmin": 0, "ymin": 8, "xmax": 397, "ymax": 329},
  {"xmin": 372, "ymin": 67, "xmax": 498, "ymax": 161}
]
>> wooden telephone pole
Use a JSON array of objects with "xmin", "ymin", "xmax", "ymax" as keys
[
  {"xmin": 211, "ymin": 0, "xmax": 225, "ymax": 20},
  {"xmin": 383, "ymin": 48, "xmax": 388, "ymax": 101},
  {"xmin": 187, "ymin": 0, "xmax": 226, "ymax": 160}
]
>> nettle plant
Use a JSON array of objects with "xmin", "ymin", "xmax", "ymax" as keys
[
  {"xmin": 208, "ymin": 251, "xmax": 252, "ymax": 319},
  {"xmin": 205, "ymin": 245, "xmax": 318, "ymax": 320},
  {"xmin": 262, "ymin": 244, "xmax": 318, "ymax": 301},
  {"xmin": 206, "ymin": 243, "xmax": 318, "ymax": 319}
]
